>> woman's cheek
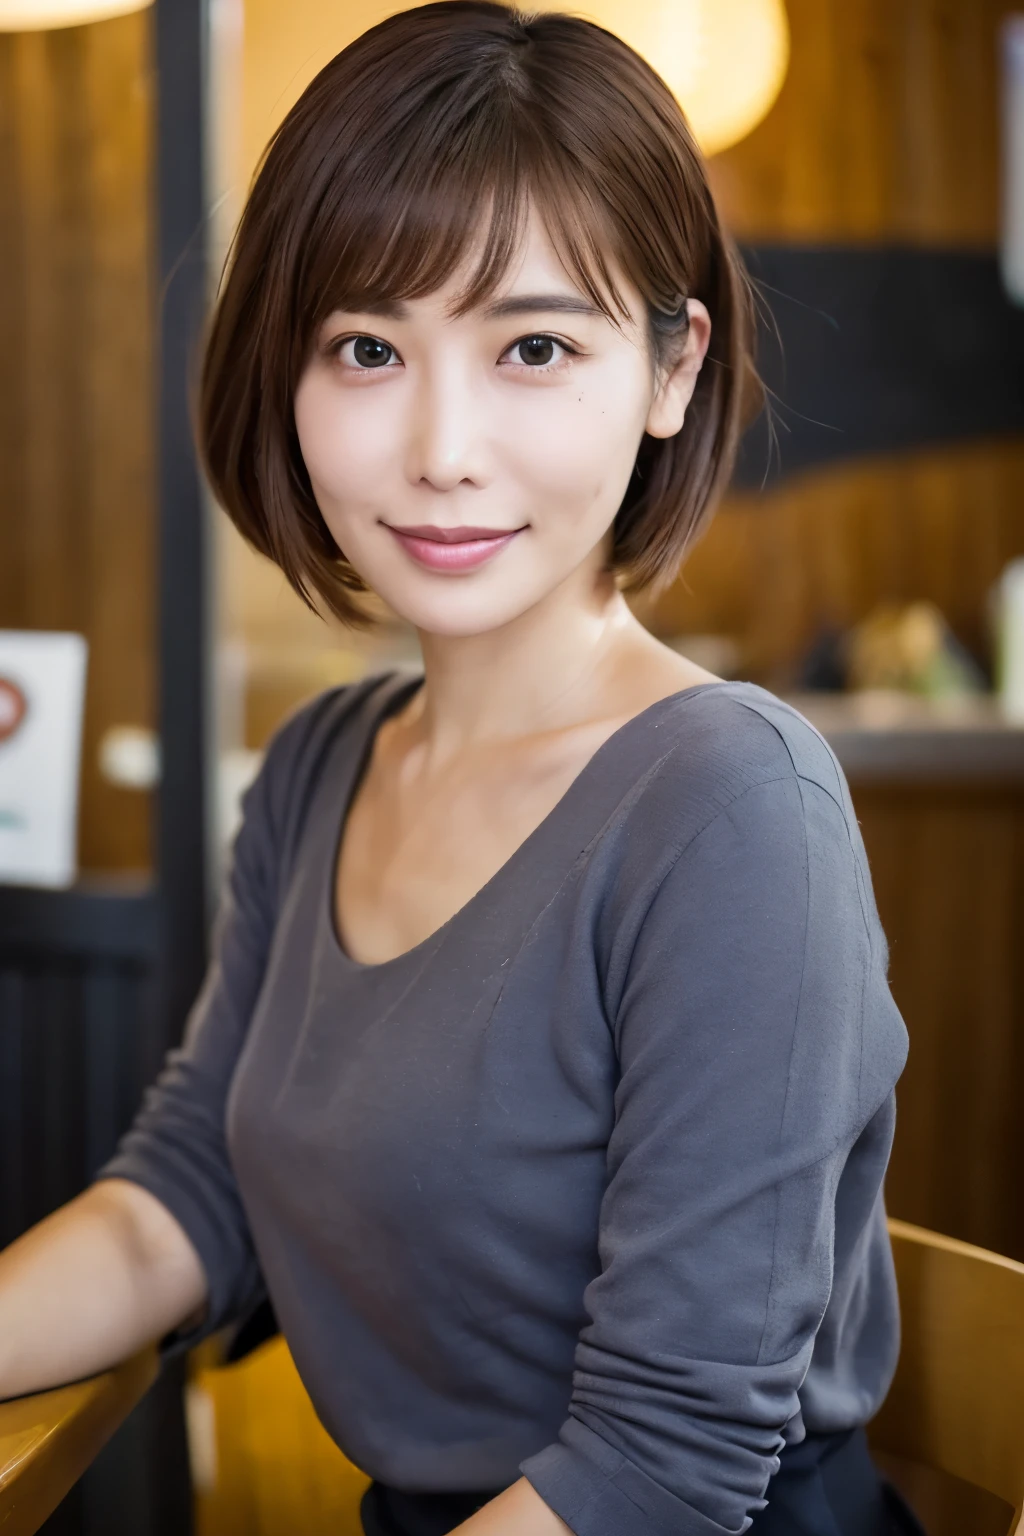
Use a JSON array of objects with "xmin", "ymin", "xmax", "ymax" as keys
[
  {"xmin": 522, "ymin": 412, "xmax": 636, "ymax": 539},
  {"xmin": 303, "ymin": 421, "xmax": 385, "ymax": 505},
  {"xmin": 506, "ymin": 397, "xmax": 611, "ymax": 497},
  {"xmin": 296, "ymin": 370, "xmax": 394, "ymax": 484}
]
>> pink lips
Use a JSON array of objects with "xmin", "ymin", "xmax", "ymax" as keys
[{"xmin": 385, "ymin": 522, "xmax": 524, "ymax": 572}]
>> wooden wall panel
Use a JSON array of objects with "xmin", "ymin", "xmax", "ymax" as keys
[
  {"xmin": 0, "ymin": 14, "xmax": 155, "ymax": 873},
  {"xmin": 708, "ymin": 0, "xmax": 1011, "ymax": 245},
  {"xmin": 856, "ymin": 786, "xmax": 1024, "ymax": 1260},
  {"xmin": 643, "ymin": 438, "xmax": 1024, "ymax": 685}
]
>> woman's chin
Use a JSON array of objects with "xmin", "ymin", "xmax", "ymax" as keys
[
  {"xmin": 396, "ymin": 598, "xmax": 531, "ymax": 641},
  {"xmin": 374, "ymin": 577, "xmax": 546, "ymax": 641}
]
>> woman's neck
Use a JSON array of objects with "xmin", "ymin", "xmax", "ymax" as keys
[{"xmin": 410, "ymin": 565, "xmax": 644, "ymax": 762}]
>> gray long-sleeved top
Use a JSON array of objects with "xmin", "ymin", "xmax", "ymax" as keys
[{"xmin": 99, "ymin": 672, "xmax": 909, "ymax": 1536}]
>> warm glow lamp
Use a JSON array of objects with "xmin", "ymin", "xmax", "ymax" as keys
[
  {"xmin": 529, "ymin": 0, "xmax": 790, "ymax": 156},
  {"xmin": 0, "ymin": 0, "xmax": 150, "ymax": 29}
]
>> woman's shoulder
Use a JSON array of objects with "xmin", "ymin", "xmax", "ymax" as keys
[
  {"xmin": 599, "ymin": 683, "xmax": 886, "ymax": 995},
  {"xmin": 631, "ymin": 680, "xmax": 850, "ymax": 811},
  {"xmin": 606, "ymin": 680, "xmax": 860, "ymax": 881},
  {"xmin": 667, "ymin": 680, "xmax": 850, "ymax": 803},
  {"xmin": 238, "ymin": 669, "xmax": 415, "ymax": 854},
  {"xmin": 260, "ymin": 667, "xmax": 405, "ymax": 764}
]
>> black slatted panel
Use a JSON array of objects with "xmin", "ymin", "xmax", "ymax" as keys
[
  {"xmin": 735, "ymin": 245, "xmax": 1024, "ymax": 488},
  {"xmin": 0, "ymin": 883, "xmax": 171, "ymax": 1536},
  {"xmin": 0, "ymin": 939, "xmax": 158, "ymax": 1248}
]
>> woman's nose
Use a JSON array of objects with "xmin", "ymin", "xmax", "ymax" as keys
[{"xmin": 403, "ymin": 360, "xmax": 488, "ymax": 492}]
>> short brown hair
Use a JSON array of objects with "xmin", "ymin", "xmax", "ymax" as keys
[{"xmin": 199, "ymin": 0, "xmax": 757, "ymax": 625}]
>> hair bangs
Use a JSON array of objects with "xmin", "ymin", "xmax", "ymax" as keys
[{"xmin": 294, "ymin": 93, "xmax": 635, "ymax": 352}]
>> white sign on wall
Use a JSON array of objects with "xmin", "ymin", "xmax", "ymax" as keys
[{"xmin": 0, "ymin": 631, "xmax": 88, "ymax": 888}]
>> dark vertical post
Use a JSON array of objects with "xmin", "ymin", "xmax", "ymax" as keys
[
  {"xmin": 155, "ymin": 0, "xmax": 209, "ymax": 1045},
  {"xmin": 149, "ymin": 0, "xmax": 209, "ymax": 1531}
]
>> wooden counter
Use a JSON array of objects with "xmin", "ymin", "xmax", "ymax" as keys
[{"xmin": 0, "ymin": 1351, "xmax": 157, "ymax": 1536}]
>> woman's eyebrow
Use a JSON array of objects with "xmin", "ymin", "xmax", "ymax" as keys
[
  {"xmin": 330, "ymin": 293, "xmax": 606, "ymax": 322},
  {"xmin": 479, "ymin": 293, "xmax": 606, "ymax": 319}
]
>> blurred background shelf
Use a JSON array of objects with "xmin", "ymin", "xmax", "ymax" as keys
[
  {"xmin": 788, "ymin": 690, "xmax": 1024, "ymax": 780},
  {"xmin": 0, "ymin": 877, "xmax": 156, "ymax": 959}
]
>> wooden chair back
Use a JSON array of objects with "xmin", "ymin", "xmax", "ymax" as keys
[
  {"xmin": 189, "ymin": 1337, "xmax": 368, "ymax": 1536},
  {"xmin": 869, "ymin": 1218, "xmax": 1024, "ymax": 1535}
]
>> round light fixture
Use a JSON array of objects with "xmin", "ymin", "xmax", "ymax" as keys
[
  {"xmin": 0, "ymin": 0, "xmax": 150, "ymax": 29},
  {"xmin": 530, "ymin": 0, "xmax": 790, "ymax": 157}
]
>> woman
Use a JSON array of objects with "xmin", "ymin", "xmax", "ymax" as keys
[{"xmin": 0, "ymin": 6, "xmax": 916, "ymax": 1534}]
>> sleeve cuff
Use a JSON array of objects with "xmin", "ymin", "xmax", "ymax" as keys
[{"xmin": 520, "ymin": 1418, "xmax": 747, "ymax": 1536}]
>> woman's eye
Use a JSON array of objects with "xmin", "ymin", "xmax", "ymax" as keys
[
  {"xmin": 337, "ymin": 335, "xmax": 396, "ymax": 369},
  {"xmin": 505, "ymin": 335, "xmax": 571, "ymax": 368}
]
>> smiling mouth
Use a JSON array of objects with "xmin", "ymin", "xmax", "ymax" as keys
[{"xmin": 383, "ymin": 521, "xmax": 526, "ymax": 573}]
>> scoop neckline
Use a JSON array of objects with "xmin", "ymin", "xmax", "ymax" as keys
[{"xmin": 324, "ymin": 673, "xmax": 741, "ymax": 975}]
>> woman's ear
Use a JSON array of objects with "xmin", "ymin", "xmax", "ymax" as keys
[{"xmin": 644, "ymin": 299, "xmax": 712, "ymax": 439}]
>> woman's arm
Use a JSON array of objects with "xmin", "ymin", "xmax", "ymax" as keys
[
  {"xmin": 479, "ymin": 762, "xmax": 907, "ymax": 1536},
  {"xmin": 0, "ymin": 1178, "xmax": 206, "ymax": 1401},
  {"xmin": 452, "ymin": 1479, "xmax": 572, "ymax": 1535}
]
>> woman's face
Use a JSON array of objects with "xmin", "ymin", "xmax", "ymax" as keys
[{"xmin": 294, "ymin": 206, "xmax": 709, "ymax": 638}]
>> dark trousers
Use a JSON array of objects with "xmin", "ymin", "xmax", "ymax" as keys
[{"xmin": 359, "ymin": 1427, "xmax": 926, "ymax": 1536}]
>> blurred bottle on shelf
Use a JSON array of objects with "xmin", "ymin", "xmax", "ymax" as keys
[
  {"xmin": 796, "ymin": 604, "xmax": 986, "ymax": 699},
  {"xmin": 994, "ymin": 558, "xmax": 1024, "ymax": 722}
]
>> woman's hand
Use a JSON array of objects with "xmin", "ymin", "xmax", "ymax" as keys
[
  {"xmin": 450, "ymin": 1477, "xmax": 574, "ymax": 1535},
  {"xmin": 0, "ymin": 1178, "xmax": 207, "ymax": 1400}
]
